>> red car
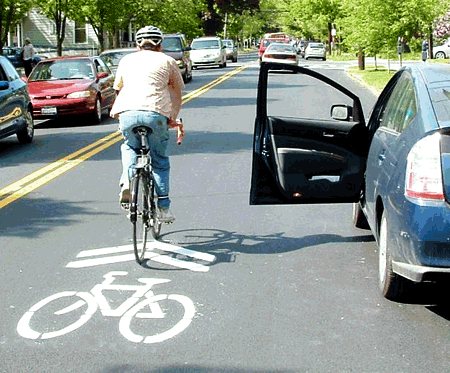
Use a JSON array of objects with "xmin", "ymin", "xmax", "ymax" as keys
[
  {"xmin": 258, "ymin": 33, "xmax": 291, "ymax": 64},
  {"xmin": 26, "ymin": 56, "xmax": 116, "ymax": 123}
]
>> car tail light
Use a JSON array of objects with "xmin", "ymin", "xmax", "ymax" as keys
[
  {"xmin": 287, "ymin": 55, "xmax": 296, "ymax": 60},
  {"xmin": 264, "ymin": 54, "xmax": 273, "ymax": 59},
  {"xmin": 405, "ymin": 132, "xmax": 445, "ymax": 200}
]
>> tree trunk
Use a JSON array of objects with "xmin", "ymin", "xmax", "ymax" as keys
[
  {"xmin": 328, "ymin": 22, "xmax": 332, "ymax": 54},
  {"xmin": 358, "ymin": 47, "xmax": 365, "ymax": 70}
]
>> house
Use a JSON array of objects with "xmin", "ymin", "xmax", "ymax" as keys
[{"xmin": 7, "ymin": 8, "xmax": 136, "ymax": 56}]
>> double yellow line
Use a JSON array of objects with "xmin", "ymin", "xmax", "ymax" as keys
[{"xmin": 0, "ymin": 65, "xmax": 248, "ymax": 209}]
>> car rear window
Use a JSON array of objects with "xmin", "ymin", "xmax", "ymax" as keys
[
  {"xmin": 429, "ymin": 87, "xmax": 450, "ymax": 123},
  {"xmin": 162, "ymin": 38, "xmax": 183, "ymax": 52}
]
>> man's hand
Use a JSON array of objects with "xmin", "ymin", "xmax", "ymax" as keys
[{"xmin": 167, "ymin": 118, "xmax": 179, "ymax": 128}]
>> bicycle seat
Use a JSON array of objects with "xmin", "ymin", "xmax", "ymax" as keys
[{"xmin": 133, "ymin": 126, "xmax": 153, "ymax": 136}]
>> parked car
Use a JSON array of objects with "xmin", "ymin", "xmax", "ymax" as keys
[
  {"xmin": 433, "ymin": 39, "xmax": 450, "ymax": 59},
  {"xmin": 261, "ymin": 43, "xmax": 299, "ymax": 66},
  {"xmin": 2, "ymin": 46, "xmax": 43, "ymax": 70},
  {"xmin": 250, "ymin": 62, "xmax": 450, "ymax": 302},
  {"xmin": 99, "ymin": 48, "xmax": 137, "ymax": 74},
  {"xmin": 190, "ymin": 37, "xmax": 227, "ymax": 69},
  {"xmin": 26, "ymin": 56, "xmax": 116, "ymax": 124},
  {"xmin": 304, "ymin": 42, "xmax": 326, "ymax": 60},
  {"xmin": 223, "ymin": 39, "xmax": 238, "ymax": 62},
  {"xmin": 0, "ymin": 56, "xmax": 34, "ymax": 143},
  {"xmin": 162, "ymin": 33, "xmax": 193, "ymax": 83}
]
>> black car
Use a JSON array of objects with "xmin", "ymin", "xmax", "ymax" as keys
[
  {"xmin": 2, "ymin": 47, "xmax": 42, "ymax": 69},
  {"xmin": 0, "ymin": 56, "xmax": 34, "ymax": 143}
]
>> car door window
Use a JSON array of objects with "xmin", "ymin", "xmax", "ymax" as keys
[
  {"xmin": 1, "ymin": 59, "xmax": 20, "ymax": 81},
  {"xmin": 0, "ymin": 63, "xmax": 9, "ymax": 81},
  {"xmin": 379, "ymin": 75, "xmax": 416, "ymax": 133},
  {"xmin": 94, "ymin": 58, "xmax": 110, "ymax": 74}
]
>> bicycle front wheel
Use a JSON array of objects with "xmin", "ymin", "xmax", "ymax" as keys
[
  {"xmin": 131, "ymin": 172, "xmax": 150, "ymax": 264},
  {"xmin": 149, "ymin": 180, "xmax": 162, "ymax": 239}
]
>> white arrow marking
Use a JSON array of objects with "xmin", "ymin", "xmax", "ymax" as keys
[{"xmin": 66, "ymin": 242, "xmax": 215, "ymax": 272}]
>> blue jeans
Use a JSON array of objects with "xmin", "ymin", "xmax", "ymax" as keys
[{"xmin": 119, "ymin": 111, "xmax": 170, "ymax": 209}]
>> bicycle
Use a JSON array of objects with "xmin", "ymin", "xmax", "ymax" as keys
[
  {"xmin": 17, "ymin": 271, "xmax": 195, "ymax": 343},
  {"xmin": 129, "ymin": 119, "xmax": 184, "ymax": 265}
]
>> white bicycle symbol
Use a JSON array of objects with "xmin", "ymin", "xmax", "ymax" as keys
[{"xmin": 17, "ymin": 271, "xmax": 195, "ymax": 343}]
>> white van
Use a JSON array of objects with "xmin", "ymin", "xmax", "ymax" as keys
[{"xmin": 190, "ymin": 36, "xmax": 227, "ymax": 68}]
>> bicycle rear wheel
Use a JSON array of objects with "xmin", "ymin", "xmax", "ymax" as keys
[
  {"xmin": 149, "ymin": 179, "xmax": 162, "ymax": 239},
  {"xmin": 131, "ymin": 172, "xmax": 150, "ymax": 264}
]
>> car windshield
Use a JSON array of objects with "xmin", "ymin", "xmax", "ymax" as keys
[
  {"xmin": 29, "ymin": 59, "xmax": 94, "ymax": 81},
  {"xmin": 101, "ymin": 50, "xmax": 135, "ymax": 66},
  {"xmin": 267, "ymin": 44, "xmax": 295, "ymax": 53},
  {"xmin": 309, "ymin": 43, "xmax": 324, "ymax": 49},
  {"xmin": 191, "ymin": 40, "xmax": 220, "ymax": 50},
  {"xmin": 162, "ymin": 38, "xmax": 183, "ymax": 52}
]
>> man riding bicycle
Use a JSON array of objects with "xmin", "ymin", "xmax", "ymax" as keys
[{"xmin": 110, "ymin": 25, "xmax": 184, "ymax": 223}]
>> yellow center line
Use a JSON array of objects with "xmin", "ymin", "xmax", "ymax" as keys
[{"xmin": 0, "ymin": 65, "xmax": 249, "ymax": 209}]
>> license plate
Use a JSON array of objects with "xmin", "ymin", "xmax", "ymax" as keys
[{"xmin": 41, "ymin": 106, "xmax": 57, "ymax": 115}]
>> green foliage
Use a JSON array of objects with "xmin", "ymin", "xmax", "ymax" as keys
[{"xmin": 0, "ymin": 0, "xmax": 33, "ymax": 49}]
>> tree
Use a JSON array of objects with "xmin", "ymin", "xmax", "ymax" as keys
[
  {"xmin": 201, "ymin": 0, "xmax": 259, "ymax": 36},
  {"xmin": 283, "ymin": 0, "xmax": 342, "ymax": 48},
  {"xmin": 0, "ymin": 0, "xmax": 32, "ymax": 52},
  {"xmin": 35, "ymin": 0, "xmax": 82, "ymax": 56},
  {"xmin": 76, "ymin": 0, "xmax": 130, "ymax": 52}
]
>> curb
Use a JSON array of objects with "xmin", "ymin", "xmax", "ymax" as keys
[{"xmin": 345, "ymin": 68, "xmax": 381, "ymax": 97}]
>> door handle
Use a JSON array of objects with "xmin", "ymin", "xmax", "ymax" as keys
[{"xmin": 378, "ymin": 149, "xmax": 386, "ymax": 165}]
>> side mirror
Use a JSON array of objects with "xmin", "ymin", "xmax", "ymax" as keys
[
  {"xmin": 97, "ymin": 72, "xmax": 109, "ymax": 79},
  {"xmin": 0, "ymin": 81, "xmax": 9, "ymax": 90},
  {"xmin": 331, "ymin": 104, "xmax": 353, "ymax": 121},
  {"xmin": 184, "ymin": 46, "xmax": 191, "ymax": 51}
]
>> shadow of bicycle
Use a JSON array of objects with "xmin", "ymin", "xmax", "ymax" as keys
[{"xmin": 141, "ymin": 228, "xmax": 374, "ymax": 271}]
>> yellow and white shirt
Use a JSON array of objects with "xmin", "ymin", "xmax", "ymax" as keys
[{"xmin": 110, "ymin": 50, "xmax": 184, "ymax": 120}]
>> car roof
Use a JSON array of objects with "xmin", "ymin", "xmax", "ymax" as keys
[
  {"xmin": 193, "ymin": 36, "xmax": 221, "ymax": 41},
  {"xmin": 413, "ymin": 64, "xmax": 450, "ymax": 85},
  {"xmin": 40, "ymin": 56, "xmax": 96, "ymax": 62},
  {"xmin": 100, "ymin": 48, "xmax": 137, "ymax": 55}
]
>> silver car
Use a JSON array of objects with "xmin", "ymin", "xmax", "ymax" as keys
[
  {"xmin": 304, "ymin": 42, "xmax": 326, "ymax": 61},
  {"xmin": 190, "ymin": 37, "xmax": 227, "ymax": 69},
  {"xmin": 223, "ymin": 39, "xmax": 238, "ymax": 62}
]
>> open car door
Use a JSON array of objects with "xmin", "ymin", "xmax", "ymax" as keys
[{"xmin": 250, "ymin": 62, "xmax": 369, "ymax": 205}]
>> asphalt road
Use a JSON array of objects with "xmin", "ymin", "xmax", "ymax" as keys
[{"xmin": 1, "ymin": 52, "xmax": 450, "ymax": 373}]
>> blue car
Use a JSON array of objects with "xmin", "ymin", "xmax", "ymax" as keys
[
  {"xmin": 0, "ymin": 56, "xmax": 34, "ymax": 143},
  {"xmin": 250, "ymin": 62, "xmax": 450, "ymax": 302}
]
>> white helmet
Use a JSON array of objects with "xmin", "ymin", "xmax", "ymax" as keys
[{"xmin": 136, "ymin": 26, "xmax": 163, "ymax": 47}]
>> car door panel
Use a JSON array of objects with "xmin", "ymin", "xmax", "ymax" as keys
[{"xmin": 251, "ymin": 63, "xmax": 368, "ymax": 205}]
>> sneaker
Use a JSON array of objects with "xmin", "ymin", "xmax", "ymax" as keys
[
  {"xmin": 119, "ymin": 185, "xmax": 131, "ymax": 207},
  {"xmin": 158, "ymin": 207, "xmax": 175, "ymax": 223}
]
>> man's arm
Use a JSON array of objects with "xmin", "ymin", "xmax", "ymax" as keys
[{"xmin": 168, "ymin": 60, "xmax": 184, "ymax": 121}]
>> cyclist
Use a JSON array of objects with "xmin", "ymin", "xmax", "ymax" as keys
[{"xmin": 110, "ymin": 26, "xmax": 184, "ymax": 223}]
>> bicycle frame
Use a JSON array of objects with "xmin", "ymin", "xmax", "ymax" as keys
[{"xmin": 90, "ymin": 271, "xmax": 170, "ymax": 317}]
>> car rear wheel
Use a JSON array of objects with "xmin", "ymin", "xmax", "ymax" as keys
[
  {"xmin": 91, "ymin": 97, "xmax": 102, "ymax": 124},
  {"xmin": 16, "ymin": 108, "xmax": 34, "ymax": 144},
  {"xmin": 379, "ymin": 213, "xmax": 408, "ymax": 301},
  {"xmin": 435, "ymin": 51, "xmax": 446, "ymax": 59}
]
